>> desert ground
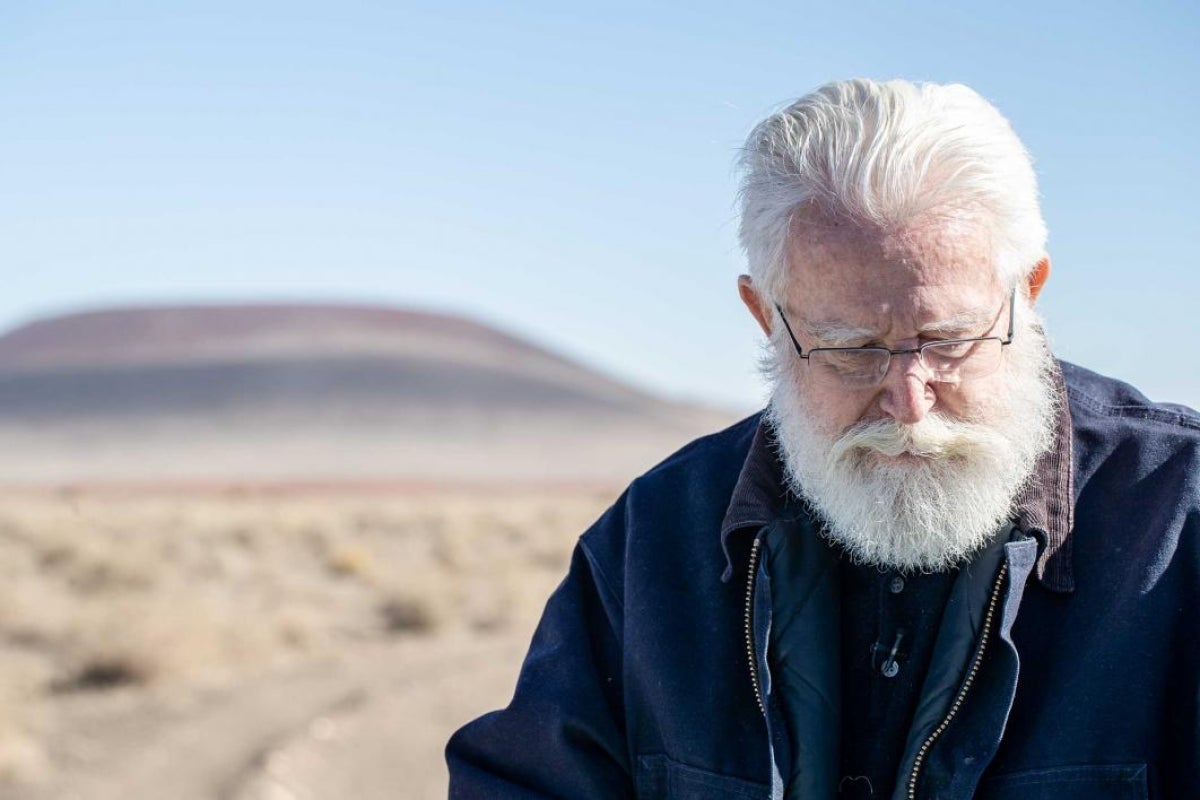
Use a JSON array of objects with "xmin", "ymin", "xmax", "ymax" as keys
[{"xmin": 0, "ymin": 486, "xmax": 616, "ymax": 799}]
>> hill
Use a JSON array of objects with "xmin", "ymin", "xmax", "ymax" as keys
[{"xmin": 0, "ymin": 304, "xmax": 741, "ymax": 486}]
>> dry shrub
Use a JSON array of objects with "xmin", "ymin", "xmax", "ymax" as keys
[
  {"xmin": 51, "ymin": 655, "xmax": 151, "ymax": 693},
  {"xmin": 0, "ymin": 583, "xmax": 68, "ymax": 649},
  {"xmin": 273, "ymin": 605, "xmax": 327, "ymax": 652},
  {"xmin": 379, "ymin": 594, "xmax": 439, "ymax": 634},
  {"xmin": 377, "ymin": 572, "xmax": 457, "ymax": 636},
  {"xmin": 325, "ymin": 543, "xmax": 374, "ymax": 579},
  {"xmin": 55, "ymin": 591, "xmax": 272, "ymax": 692}
]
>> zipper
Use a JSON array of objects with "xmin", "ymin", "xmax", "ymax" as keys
[
  {"xmin": 905, "ymin": 560, "xmax": 1009, "ymax": 799},
  {"xmin": 744, "ymin": 532, "xmax": 766, "ymax": 716}
]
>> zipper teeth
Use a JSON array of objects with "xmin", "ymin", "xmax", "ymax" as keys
[
  {"xmin": 906, "ymin": 561, "xmax": 1009, "ymax": 800},
  {"xmin": 744, "ymin": 534, "xmax": 766, "ymax": 716}
]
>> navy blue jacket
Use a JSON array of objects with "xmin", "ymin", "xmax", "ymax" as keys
[{"xmin": 446, "ymin": 362, "xmax": 1200, "ymax": 798}]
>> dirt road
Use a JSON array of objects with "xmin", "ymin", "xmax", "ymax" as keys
[{"xmin": 17, "ymin": 634, "xmax": 527, "ymax": 800}]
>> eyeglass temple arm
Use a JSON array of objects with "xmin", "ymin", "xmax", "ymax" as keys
[
  {"xmin": 1004, "ymin": 286, "xmax": 1016, "ymax": 343},
  {"xmin": 773, "ymin": 304, "xmax": 807, "ymax": 358}
]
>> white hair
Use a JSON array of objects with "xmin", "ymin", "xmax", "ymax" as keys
[{"xmin": 738, "ymin": 78, "xmax": 1047, "ymax": 300}]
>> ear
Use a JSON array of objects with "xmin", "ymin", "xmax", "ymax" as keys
[
  {"xmin": 1026, "ymin": 256, "xmax": 1051, "ymax": 304},
  {"xmin": 738, "ymin": 275, "xmax": 774, "ymax": 337}
]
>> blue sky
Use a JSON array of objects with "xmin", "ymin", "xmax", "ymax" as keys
[{"xmin": 1, "ymin": 1, "xmax": 1197, "ymax": 411}]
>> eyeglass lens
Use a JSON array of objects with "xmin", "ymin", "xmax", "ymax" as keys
[{"xmin": 808, "ymin": 339, "xmax": 1004, "ymax": 389}]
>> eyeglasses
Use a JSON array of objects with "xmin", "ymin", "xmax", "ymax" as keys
[{"xmin": 774, "ymin": 288, "xmax": 1016, "ymax": 390}]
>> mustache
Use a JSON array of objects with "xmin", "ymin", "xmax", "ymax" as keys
[{"xmin": 829, "ymin": 414, "xmax": 1006, "ymax": 462}]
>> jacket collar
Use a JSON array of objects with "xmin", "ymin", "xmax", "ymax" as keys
[
  {"xmin": 719, "ymin": 365, "xmax": 1076, "ymax": 592},
  {"xmin": 1011, "ymin": 365, "xmax": 1076, "ymax": 592},
  {"xmin": 718, "ymin": 420, "xmax": 790, "ymax": 582}
]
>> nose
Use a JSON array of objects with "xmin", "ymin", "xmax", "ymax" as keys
[{"xmin": 876, "ymin": 351, "xmax": 937, "ymax": 425}]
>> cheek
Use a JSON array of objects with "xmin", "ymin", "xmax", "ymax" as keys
[
  {"xmin": 804, "ymin": 385, "xmax": 875, "ymax": 435},
  {"xmin": 932, "ymin": 378, "xmax": 1001, "ymax": 421}
]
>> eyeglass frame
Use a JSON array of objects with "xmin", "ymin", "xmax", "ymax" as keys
[{"xmin": 772, "ymin": 287, "xmax": 1017, "ymax": 387}]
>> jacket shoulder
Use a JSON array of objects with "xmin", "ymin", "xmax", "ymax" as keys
[
  {"xmin": 1062, "ymin": 360, "xmax": 1200, "ymax": 435},
  {"xmin": 636, "ymin": 411, "xmax": 763, "ymax": 487},
  {"xmin": 579, "ymin": 412, "xmax": 763, "ymax": 593},
  {"xmin": 1062, "ymin": 360, "xmax": 1200, "ymax": 512}
]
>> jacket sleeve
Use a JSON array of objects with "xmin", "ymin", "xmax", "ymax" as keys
[{"xmin": 445, "ymin": 502, "xmax": 632, "ymax": 798}]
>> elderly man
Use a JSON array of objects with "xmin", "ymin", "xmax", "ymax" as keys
[{"xmin": 446, "ymin": 79, "xmax": 1199, "ymax": 798}]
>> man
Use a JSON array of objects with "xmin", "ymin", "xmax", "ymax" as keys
[{"xmin": 446, "ymin": 79, "xmax": 1200, "ymax": 798}]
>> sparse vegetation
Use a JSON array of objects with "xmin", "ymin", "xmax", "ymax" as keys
[{"xmin": 0, "ymin": 487, "xmax": 614, "ymax": 796}]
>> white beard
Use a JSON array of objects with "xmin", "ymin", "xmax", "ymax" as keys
[{"xmin": 764, "ymin": 306, "xmax": 1059, "ymax": 572}]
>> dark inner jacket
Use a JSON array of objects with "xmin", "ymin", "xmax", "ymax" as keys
[
  {"xmin": 764, "ymin": 365, "xmax": 1076, "ymax": 797},
  {"xmin": 446, "ymin": 361, "xmax": 1200, "ymax": 799}
]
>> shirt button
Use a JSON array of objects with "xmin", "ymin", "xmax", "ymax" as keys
[{"xmin": 889, "ymin": 576, "xmax": 905, "ymax": 594}]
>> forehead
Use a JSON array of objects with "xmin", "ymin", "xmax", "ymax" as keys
[{"xmin": 781, "ymin": 212, "xmax": 1003, "ymax": 330}]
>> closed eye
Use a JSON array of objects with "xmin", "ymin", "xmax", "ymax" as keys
[{"xmin": 923, "ymin": 339, "xmax": 986, "ymax": 358}]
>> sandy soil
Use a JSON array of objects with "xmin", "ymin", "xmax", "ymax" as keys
[{"xmin": 0, "ymin": 488, "xmax": 613, "ymax": 799}]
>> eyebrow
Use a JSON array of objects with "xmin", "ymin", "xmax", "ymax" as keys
[
  {"xmin": 917, "ymin": 308, "xmax": 996, "ymax": 335},
  {"xmin": 799, "ymin": 307, "xmax": 996, "ymax": 347},
  {"xmin": 800, "ymin": 321, "xmax": 876, "ymax": 347}
]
